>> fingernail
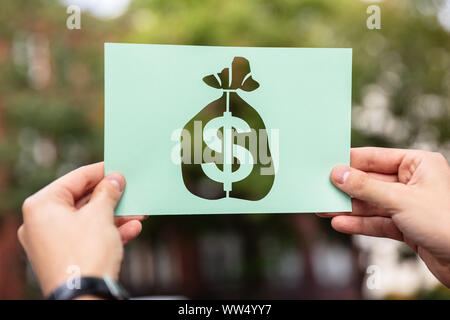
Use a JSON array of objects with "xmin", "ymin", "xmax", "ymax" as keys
[
  {"xmin": 333, "ymin": 166, "xmax": 351, "ymax": 184},
  {"xmin": 106, "ymin": 173, "xmax": 125, "ymax": 192}
]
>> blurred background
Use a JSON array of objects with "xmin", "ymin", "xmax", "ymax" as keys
[{"xmin": 0, "ymin": 0, "xmax": 449, "ymax": 299}]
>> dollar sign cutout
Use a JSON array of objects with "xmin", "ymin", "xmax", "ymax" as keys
[
  {"xmin": 180, "ymin": 56, "xmax": 275, "ymax": 201},
  {"xmin": 201, "ymin": 92, "xmax": 254, "ymax": 197}
]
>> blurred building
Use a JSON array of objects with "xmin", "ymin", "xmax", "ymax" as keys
[{"xmin": 118, "ymin": 215, "xmax": 364, "ymax": 299}]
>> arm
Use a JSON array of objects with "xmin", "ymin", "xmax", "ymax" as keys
[
  {"xmin": 318, "ymin": 147, "xmax": 450, "ymax": 287},
  {"xmin": 18, "ymin": 162, "xmax": 144, "ymax": 298}
]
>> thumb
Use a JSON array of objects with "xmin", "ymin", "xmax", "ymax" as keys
[
  {"xmin": 331, "ymin": 166, "xmax": 404, "ymax": 209},
  {"xmin": 87, "ymin": 173, "xmax": 126, "ymax": 217}
]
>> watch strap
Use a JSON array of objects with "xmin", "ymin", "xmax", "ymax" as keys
[{"xmin": 47, "ymin": 276, "xmax": 129, "ymax": 300}]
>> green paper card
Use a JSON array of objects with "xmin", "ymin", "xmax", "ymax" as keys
[{"xmin": 104, "ymin": 43, "xmax": 352, "ymax": 215}]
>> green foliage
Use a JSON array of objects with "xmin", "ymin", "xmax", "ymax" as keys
[
  {"xmin": 416, "ymin": 284, "xmax": 450, "ymax": 300},
  {"xmin": 0, "ymin": 0, "xmax": 109, "ymax": 212}
]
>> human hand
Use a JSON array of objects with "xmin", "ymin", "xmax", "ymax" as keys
[
  {"xmin": 17, "ymin": 162, "xmax": 144, "ymax": 297},
  {"xmin": 317, "ymin": 147, "xmax": 450, "ymax": 287}
]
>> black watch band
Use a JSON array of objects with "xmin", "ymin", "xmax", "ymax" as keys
[{"xmin": 47, "ymin": 275, "xmax": 129, "ymax": 300}]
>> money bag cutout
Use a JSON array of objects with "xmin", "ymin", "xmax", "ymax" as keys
[{"xmin": 181, "ymin": 57, "xmax": 275, "ymax": 200}]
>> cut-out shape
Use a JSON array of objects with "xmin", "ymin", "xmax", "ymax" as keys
[{"xmin": 181, "ymin": 57, "xmax": 275, "ymax": 201}]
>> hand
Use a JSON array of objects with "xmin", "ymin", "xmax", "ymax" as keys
[
  {"xmin": 317, "ymin": 147, "xmax": 450, "ymax": 287},
  {"xmin": 17, "ymin": 162, "xmax": 145, "ymax": 297}
]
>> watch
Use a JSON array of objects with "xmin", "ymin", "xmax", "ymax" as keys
[{"xmin": 47, "ymin": 275, "xmax": 130, "ymax": 300}]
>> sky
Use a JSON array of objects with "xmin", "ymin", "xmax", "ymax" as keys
[
  {"xmin": 61, "ymin": 0, "xmax": 131, "ymax": 19},
  {"xmin": 438, "ymin": 0, "xmax": 450, "ymax": 31}
]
